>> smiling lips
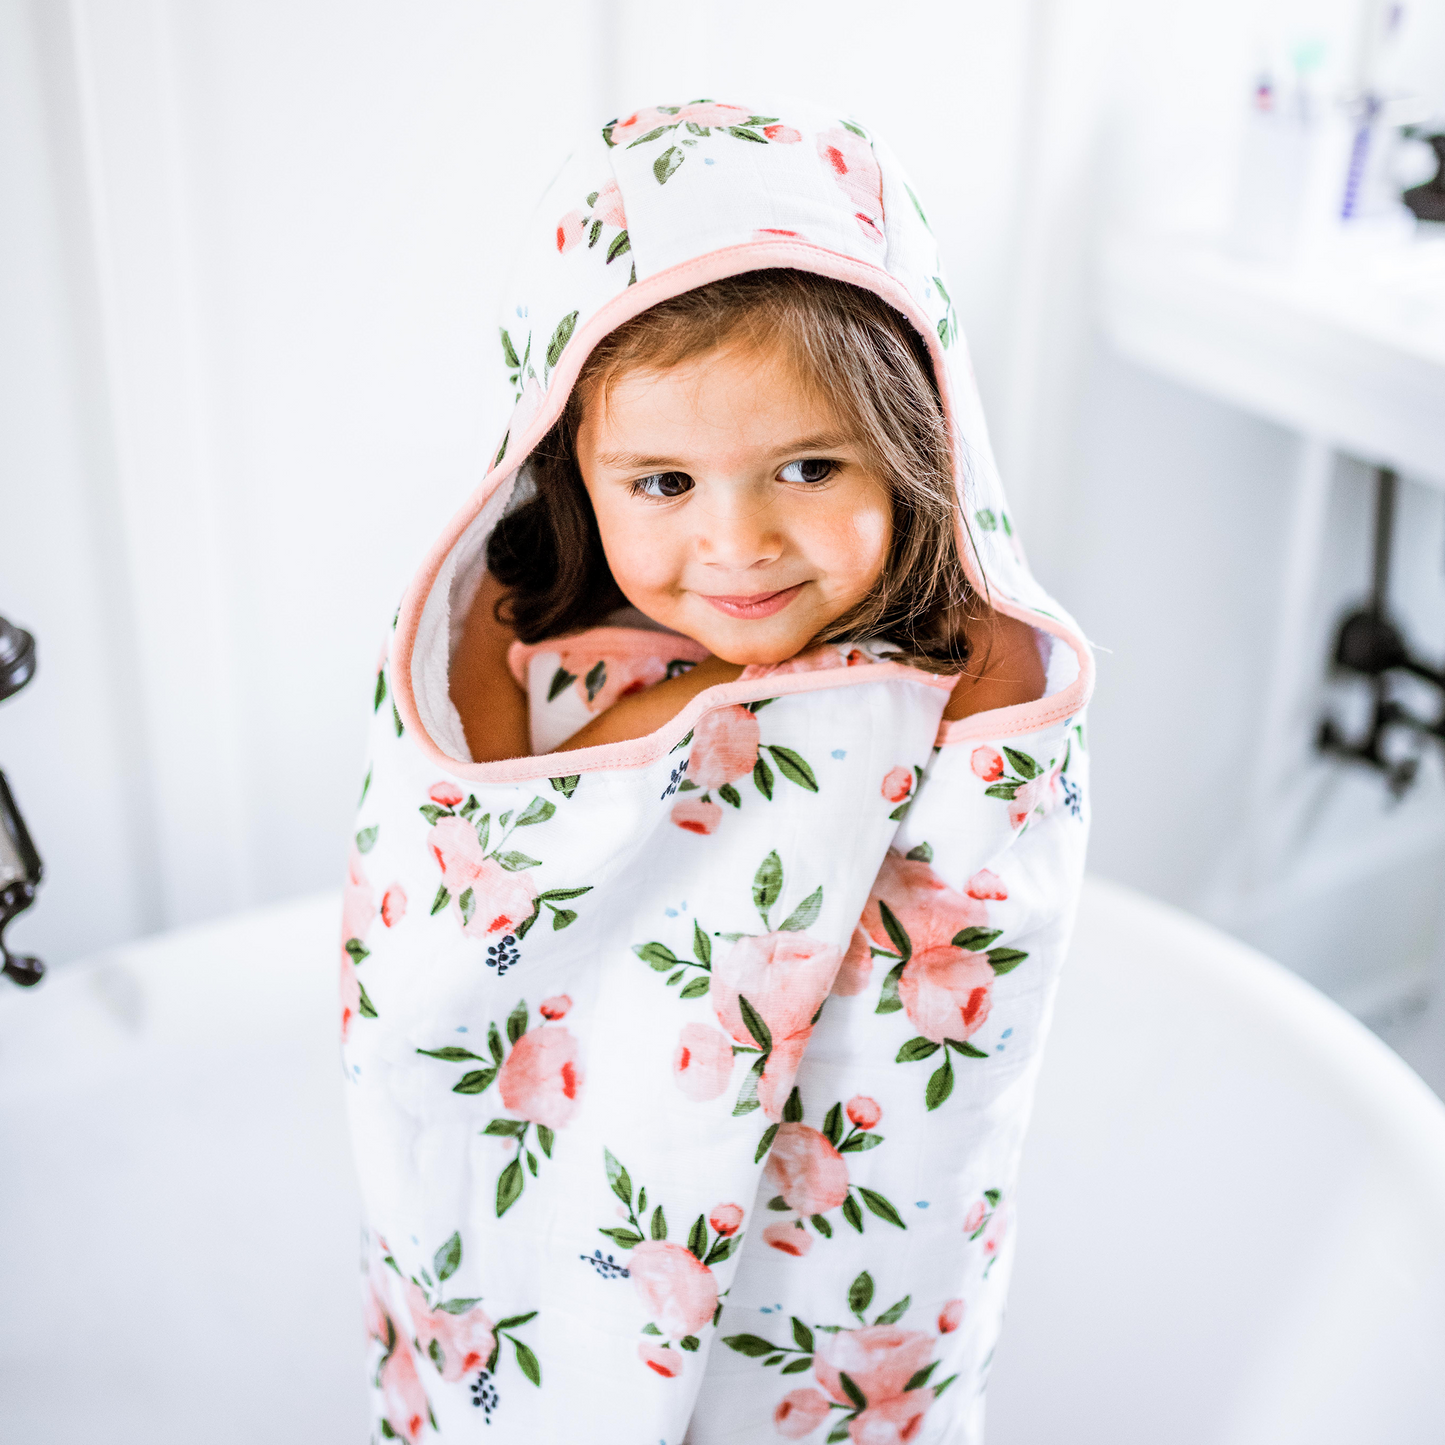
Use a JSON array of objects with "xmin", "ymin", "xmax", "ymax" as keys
[{"xmin": 700, "ymin": 583, "xmax": 805, "ymax": 619}]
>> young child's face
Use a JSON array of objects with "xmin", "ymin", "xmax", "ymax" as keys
[{"xmin": 574, "ymin": 338, "xmax": 893, "ymax": 666}]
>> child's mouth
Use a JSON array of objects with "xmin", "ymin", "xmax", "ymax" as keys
[{"xmin": 699, "ymin": 584, "xmax": 804, "ymax": 619}]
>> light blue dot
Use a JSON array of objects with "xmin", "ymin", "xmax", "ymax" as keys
[
  {"xmin": 1001, "ymin": 1028, "xmax": 1013, "ymax": 1039},
  {"xmin": 411, "ymin": 1236, "xmax": 419, "ymax": 1245},
  {"xmin": 760, "ymin": 1305, "xmax": 773, "ymax": 1313},
  {"xmin": 915, "ymin": 1201, "xmax": 930, "ymax": 1208},
  {"xmin": 996, "ymin": 1044, "xmax": 1006, "ymax": 1052},
  {"xmin": 665, "ymin": 908, "xmax": 678, "ymax": 918},
  {"xmin": 457, "ymin": 1025, "xmax": 469, "ymax": 1032},
  {"xmin": 832, "ymin": 749, "xmax": 847, "ymax": 759},
  {"xmin": 704, "ymin": 157, "xmax": 715, "ymax": 165},
  {"xmin": 353, "ymin": 1064, "xmax": 361, "ymax": 1074}
]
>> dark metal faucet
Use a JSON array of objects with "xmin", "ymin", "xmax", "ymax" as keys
[{"xmin": 0, "ymin": 614, "xmax": 44, "ymax": 986}]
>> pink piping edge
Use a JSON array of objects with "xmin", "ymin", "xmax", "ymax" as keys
[
  {"xmin": 392, "ymin": 239, "xmax": 1095, "ymax": 782},
  {"xmin": 506, "ymin": 628, "xmax": 712, "ymax": 689}
]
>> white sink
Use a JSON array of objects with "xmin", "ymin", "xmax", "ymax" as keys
[{"xmin": 2, "ymin": 880, "xmax": 1442, "ymax": 1442}]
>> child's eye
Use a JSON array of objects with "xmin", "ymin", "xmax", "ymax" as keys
[
  {"xmin": 631, "ymin": 471, "xmax": 694, "ymax": 499},
  {"xmin": 779, "ymin": 458, "xmax": 836, "ymax": 484}
]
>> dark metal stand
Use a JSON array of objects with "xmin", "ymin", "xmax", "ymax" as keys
[
  {"xmin": 0, "ymin": 615, "xmax": 44, "ymax": 985},
  {"xmin": 1318, "ymin": 468, "xmax": 1445, "ymax": 797}
]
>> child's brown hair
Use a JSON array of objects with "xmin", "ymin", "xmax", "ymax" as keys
[{"xmin": 487, "ymin": 268, "xmax": 981, "ymax": 672}]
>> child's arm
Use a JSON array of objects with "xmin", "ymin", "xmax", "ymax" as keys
[
  {"xmin": 452, "ymin": 573, "xmax": 530, "ymax": 763},
  {"xmin": 552, "ymin": 655, "xmax": 744, "ymax": 752}
]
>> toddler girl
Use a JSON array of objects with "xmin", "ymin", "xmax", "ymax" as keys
[{"xmin": 343, "ymin": 98, "xmax": 1092, "ymax": 1445}]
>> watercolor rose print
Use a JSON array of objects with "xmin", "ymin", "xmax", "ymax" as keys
[
  {"xmin": 417, "ymin": 996, "xmax": 583, "ymax": 1216},
  {"xmin": 724, "ymin": 1270, "xmax": 960, "ymax": 1442},
  {"xmin": 604, "ymin": 101, "xmax": 801, "ymax": 184}
]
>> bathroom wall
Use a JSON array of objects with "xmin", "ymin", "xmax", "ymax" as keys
[{"xmin": 3, "ymin": 0, "xmax": 1442, "ymax": 1014}]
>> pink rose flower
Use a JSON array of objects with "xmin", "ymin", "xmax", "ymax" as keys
[
  {"xmin": 671, "ymin": 797, "xmax": 723, "ymax": 836},
  {"xmin": 339, "ymin": 958, "xmax": 361, "ymax": 1043},
  {"xmin": 938, "ymin": 1298, "xmax": 965, "ymax": 1334},
  {"xmin": 816, "ymin": 127, "xmax": 885, "ymax": 244},
  {"xmin": 608, "ymin": 106, "xmax": 674, "ymax": 145},
  {"xmin": 539, "ymin": 994, "xmax": 571, "ymax": 1020},
  {"xmin": 982, "ymin": 1208, "xmax": 1008, "ymax": 1259},
  {"xmin": 763, "ymin": 123, "xmax": 802, "ymax": 143},
  {"xmin": 1007, "ymin": 765, "xmax": 1062, "ymax": 830},
  {"xmin": 381, "ymin": 884, "xmax": 407, "ymax": 928},
  {"xmin": 428, "ymin": 782, "xmax": 464, "ymax": 807},
  {"xmin": 551, "ymin": 650, "xmax": 667, "ymax": 714},
  {"xmin": 775, "ymin": 1387, "xmax": 832, "ymax": 1438},
  {"xmin": 762, "ymin": 1221, "xmax": 812, "ymax": 1256},
  {"xmin": 555, "ymin": 208, "xmax": 587, "ymax": 253},
  {"xmin": 592, "ymin": 177, "xmax": 627, "ymax": 228},
  {"xmin": 629, "ymin": 1240, "xmax": 719, "ymax": 1338},
  {"xmin": 813, "ymin": 1326, "xmax": 934, "ymax": 1408},
  {"xmin": 379, "ymin": 1339, "xmax": 429, "ymax": 1443},
  {"xmin": 970, "ymin": 747, "xmax": 1004, "ymax": 782},
  {"xmin": 688, "ymin": 704, "xmax": 761, "ymax": 789},
  {"xmin": 428, "ymin": 816, "xmax": 537, "ymax": 938},
  {"xmin": 881, "ymin": 766, "xmax": 913, "ymax": 804},
  {"xmin": 711, "ymin": 931, "xmax": 839, "ymax": 1118},
  {"xmin": 709, "ymin": 1202, "xmax": 744, "ymax": 1236},
  {"xmin": 963, "ymin": 1200, "xmax": 986, "ymax": 1235},
  {"xmin": 764, "ymin": 1123, "xmax": 850, "ymax": 1216},
  {"xmin": 861, "ymin": 851, "xmax": 988, "ymax": 958},
  {"xmin": 754, "ymin": 227, "xmax": 802, "ymax": 240},
  {"xmin": 848, "ymin": 1391, "xmax": 932, "ymax": 1443},
  {"xmin": 672, "ymin": 1022, "xmax": 735, "ymax": 1102},
  {"xmin": 846, "ymin": 1095, "xmax": 881, "ymax": 1130},
  {"xmin": 831, "ymin": 924, "xmax": 873, "ymax": 997},
  {"xmin": 497, "ymin": 1026, "xmax": 584, "ymax": 1129},
  {"xmin": 509, "ymin": 375, "xmax": 545, "ymax": 439},
  {"xmin": 965, "ymin": 869, "xmax": 1007, "ymax": 901},
  {"xmin": 407, "ymin": 1281, "xmax": 496, "ymax": 1382},
  {"xmin": 341, "ymin": 847, "xmax": 376, "ymax": 953},
  {"xmin": 899, "ymin": 946, "xmax": 994, "ymax": 1044},
  {"xmin": 638, "ymin": 1340, "xmax": 685, "ymax": 1378},
  {"xmin": 677, "ymin": 101, "xmax": 753, "ymax": 128}
]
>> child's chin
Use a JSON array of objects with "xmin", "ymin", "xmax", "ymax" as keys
[{"xmin": 701, "ymin": 626, "xmax": 811, "ymax": 669}]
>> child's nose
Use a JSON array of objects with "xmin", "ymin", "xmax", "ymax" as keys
[{"xmin": 695, "ymin": 491, "xmax": 784, "ymax": 569}]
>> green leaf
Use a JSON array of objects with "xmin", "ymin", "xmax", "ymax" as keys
[
  {"xmin": 436, "ymin": 1296, "xmax": 483, "ymax": 1315},
  {"xmin": 839, "ymin": 1371, "xmax": 868, "ymax": 1409},
  {"xmin": 583, "ymin": 659, "xmax": 607, "ymax": 703},
  {"xmin": 634, "ymin": 942, "xmax": 679, "ymax": 971},
  {"xmin": 606, "ymin": 229, "xmax": 631, "ymax": 263},
  {"xmin": 483, "ymin": 1118, "xmax": 527, "ymax": 1137},
  {"xmin": 605, "ymin": 1148, "xmax": 632, "ymax": 1208},
  {"xmin": 858, "ymin": 1188, "xmax": 906, "ymax": 1230},
  {"xmin": 754, "ymin": 1122, "xmax": 779, "ymax": 1162},
  {"xmin": 733, "ymin": 1053, "xmax": 766, "ymax": 1115},
  {"xmin": 874, "ymin": 1295, "xmax": 911, "ymax": 1325},
  {"xmin": 545, "ymin": 310, "xmax": 579, "ymax": 370},
  {"xmin": 937, "ymin": 316, "xmax": 950, "ymax": 347},
  {"xmin": 767, "ymin": 746, "xmax": 818, "ymax": 792},
  {"xmin": 841, "ymin": 119, "xmax": 868, "ymax": 137},
  {"xmin": 691, "ymin": 919, "xmax": 711, "ymax": 968},
  {"xmin": 355, "ymin": 825, "xmax": 379, "ymax": 854},
  {"xmin": 896, "ymin": 1036, "xmax": 941, "ymax": 1062},
  {"xmin": 1003, "ymin": 746, "xmax": 1042, "ymax": 780},
  {"xmin": 496, "ymin": 1157, "xmax": 525, "ymax": 1216},
  {"xmin": 848, "ymin": 1270, "xmax": 874, "ymax": 1321},
  {"xmin": 877, "ymin": 899, "xmax": 912, "ymax": 961},
  {"xmin": 419, "ymin": 803, "xmax": 449, "ymax": 825},
  {"xmin": 752, "ymin": 851, "xmax": 784, "ymax": 918},
  {"xmin": 946, "ymin": 1038, "xmax": 989, "ymax": 1058},
  {"xmin": 821, "ymin": 1102, "xmax": 843, "ymax": 1146},
  {"xmin": 587, "ymin": 217, "xmax": 603, "ymax": 248},
  {"xmin": 506, "ymin": 1000, "xmax": 529, "ymax": 1045},
  {"xmin": 984, "ymin": 782, "xmax": 1020, "ymax": 800},
  {"xmin": 512, "ymin": 1336, "xmax": 541, "ymax": 1386},
  {"xmin": 904, "ymin": 1361, "xmax": 940, "ymax": 1392},
  {"xmin": 688, "ymin": 1214, "xmax": 708, "ymax": 1261},
  {"xmin": 767, "ymin": 1195, "xmax": 790, "ymax": 1211},
  {"xmin": 433, "ymin": 1231, "xmax": 462, "ymax": 1283},
  {"xmin": 681, "ymin": 1335, "xmax": 701, "ymax": 1352},
  {"xmin": 722, "ymin": 1334, "xmax": 778, "ymax": 1358},
  {"xmin": 549, "ymin": 773, "xmax": 580, "ymax": 798},
  {"xmin": 726, "ymin": 125, "xmax": 767, "ymax": 143},
  {"xmin": 416, "ymin": 1046, "xmax": 484, "ymax": 1062},
  {"xmin": 536, "ymin": 1124, "xmax": 554, "ymax": 1158},
  {"xmin": 550, "ymin": 907, "xmax": 577, "ymax": 929},
  {"xmin": 984, "ymin": 1188, "xmax": 1001, "ymax": 1206},
  {"xmin": 597, "ymin": 1227, "xmax": 643, "ymax": 1247},
  {"xmin": 344, "ymin": 938, "xmax": 369, "ymax": 965},
  {"xmin": 765, "ymin": 1353, "xmax": 784, "ymax": 1366},
  {"xmin": 500, "ymin": 328, "xmax": 521, "ymax": 368},
  {"xmin": 654, "ymin": 145, "xmax": 685, "ymax": 183},
  {"xmin": 356, "ymin": 980, "xmax": 377, "ymax": 1018},
  {"xmin": 782, "ymin": 1086, "xmax": 804, "ymax": 1123},
  {"xmin": 373, "ymin": 668, "xmax": 387, "ymax": 713},
  {"xmin": 458, "ymin": 887, "xmax": 475, "ymax": 927},
  {"xmin": 488, "ymin": 1023, "xmax": 504, "ymax": 1064},
  {"xmin": 791, "ymin": 1317, "xmax": 815, "ymax": 1353},
  {"xmin": 926, "ymin": 1053, "xmax": 955, "ymax": 1110},
  {"xmin": 905, "ymin": 841, "xmax": 932, "ymax": 863},
  {"xmin": 753, "ymin": 753, "xmax": 775, "ymax": 800},
  {"xmin": 875, "ymin": 960, "xmax": 906, "ymax": 1015},
  {"xmin": 627, "ymin": 124, "xmax": 672, "ymax": 147},
  {"xmin": 974, "ymin": 507, "xmax": 997, "ymax": 532},
  {"xmin": 493, "ymin": 1311, "xmax": 537, "ymax": 1330},
  {"xmin": 476, "ymin": 814, "xmax": 490, "ymax": 852},
  {"xmin": 988, "ymin": 948, "xmax": 1029, "ymax": 974},
  {"xmin": 838, "ymin": 1132, "xmax": 883, "ymax": 1153},
  {"xmin": 811, "ymin": 1214, "xmax": 833, "ymax": 1237},
  {"xmin": 718, "ymin": 782, "xmax": 742, "ymax": 809},
  {"xmin": 514, "ymin": 797, "xmax": 556, "ymax": 827},
  {"xmin": 679, "ymin": 977, "xmax": 711, "ymax": 1000},
  {"xmin": 954, "ymin": 927, "xmax": 1002, "ymax": 951},
  {"xmin": 651, "ymin": 1205, "xmax": 668, "ymax": 1240},
  {"xmin": 677, "ymin": 778, "xmax": 698, "ymax": 791},
  {"xmin": 934, "ymin": 1373, "xmax": 959, "ymax": 1398},
  {"xmin": 358, "ymin": 766, "xmax": 372, "ymax": 807},
  {"xmin": 641, "ymin": 1321, "xmax": 662, "ymax": 1335},
  {"xmin": 737, "ymin": 993, "xmax": 773, "ymax": 1052},
  {"xmin": 905, "ymin": 182, "xmax": 931, "ymax": 229},
  {"xmin": 684, "ymin": 120, "xmax": 709, "ymax": 136},
  {"xmin": 778, "ymin": 886, "xmax": 823, "ymax": 933},
  {"xmin": 826, "ymin": 1425, "xmax": 850, "ymax": 1444},
  {"xmin": 497, "ymin": 851, "xmax": 542, "ymax": 871},
  {"xmin": 392, "ymin": 704, "xmax": 403, "ymax": 737},
  {"xmin": 430, "ymin": 885, "xmax": 450, "ymax": 916},
  {"xmin": 782, "ymin": 1356, "xmax": 813, "ymax": 1374}
]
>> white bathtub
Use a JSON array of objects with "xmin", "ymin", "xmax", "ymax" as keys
[{"xmin": 2, "ymin": 878, "xmax": 1443, "ymax": 1442}]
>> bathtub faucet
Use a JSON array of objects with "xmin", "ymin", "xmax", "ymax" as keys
[{"xmin": 0, "ymin": 615, "xmax": 44, "ymax": 987}]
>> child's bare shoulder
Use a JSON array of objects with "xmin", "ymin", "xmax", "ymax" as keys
[
  {"xmin": 552, "ymin": 655, "xmax": 743, "ymax": 752},
  {"xmin": 943, "ymin": 609, "xmax": 1047, "ymax": 721}
]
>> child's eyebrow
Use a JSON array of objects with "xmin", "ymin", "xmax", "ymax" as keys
[{"xmin": 595, "ymin": 434, "xmax": 853, "ymax": 471}]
